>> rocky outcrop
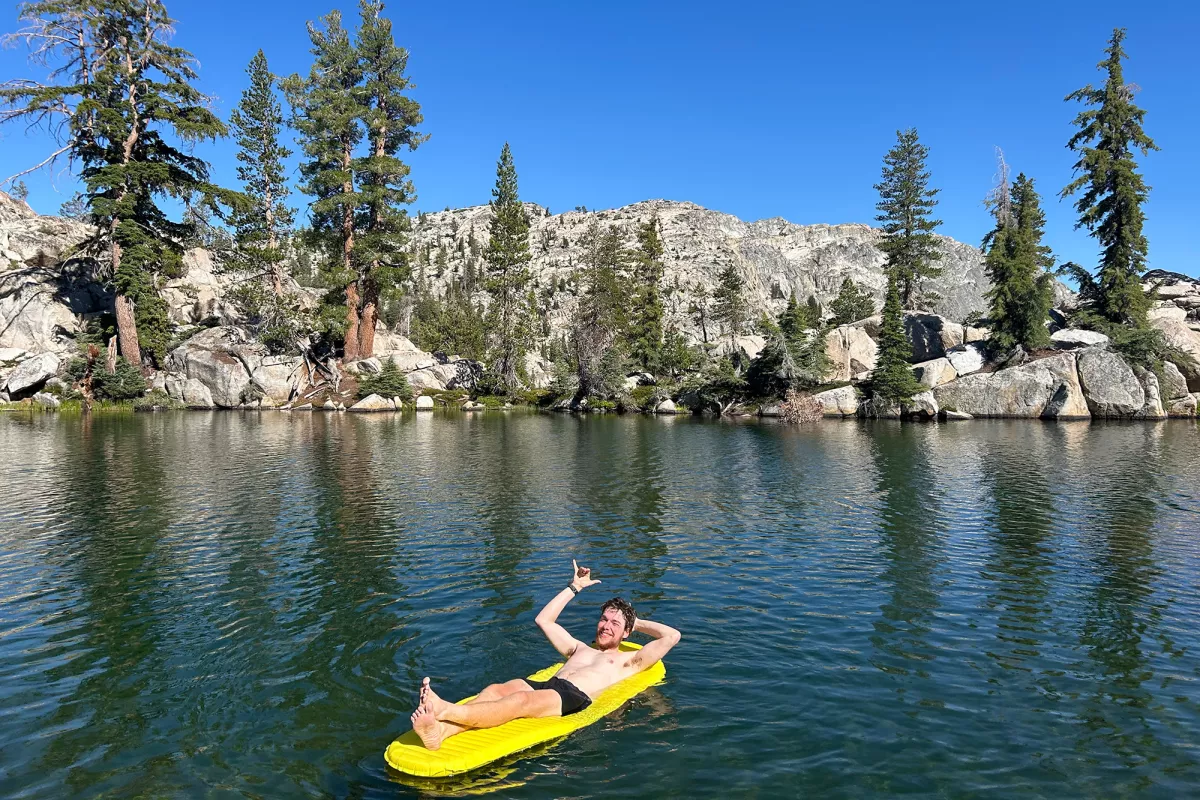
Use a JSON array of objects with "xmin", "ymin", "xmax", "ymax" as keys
[
  {"xmin": 1075, "ymin": 348, "xmax": 1146, "ymax": 418},
  {"xmin": 348, "ymin": 393, "xmax": 393, "ymax": 412},
  {"xmin": 824, "ymin": 325, "xmax": 877, "ymax": 382},
  {"xmin": 912, "ymin": 357, "xmax": 957, "ymax": 388},
  {"xmin": 3, "ymin": 352, "xmax": 59, "ymax": 397},
  {"xmin": 1051, "ymin": 328, "xmax": 1110, "ymax": 348},
  {"xmin": 166, "ymin": 326, "xmax": 303, "ymax": 407},
  {"xmin": 1150, "ymin": 317, "xmax": 1200, "ymax": 392},
  {"xmin": 415, "ymin": 394, "xmax": 434, "ymax": 410},
  {"xmin": 904, "ymin": 314, "xmax": 963, "ymax": 362},
  {"xmin": 409, "ymin": 200, "xmax": 1004, "ymax": 345},
  {"xmin": 932, "ymin": 352, "xmax": 1089, "ymax": 419},
  {"xmin": 1162, "ymin": 362, "xmax": 1190, "ymax": 400},
  {"xmin": 813, "ymin": 385, "xmax": 859, "ymax": 416},
  {"xmin": 946, "ymin": 343, "xmax": 987, "ymax": 376}
]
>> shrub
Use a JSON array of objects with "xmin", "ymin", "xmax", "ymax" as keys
[
  {"xmin": 134, "ymin": 390, "xmax": 183, "ymax": 411},
  {"xmin": 630, "ymin": 384, "xmax": 660, "ymax": 410},
  {"xmin": 780, "ymin": 389, "xmax": 823, "ymax": 423},
  {"xmin": 92, "ymin": 358, "xmax": 148, "ymax": 401},
  {"xmin": 357, "ymin": 359, "xmax": 412, "ymax": 401}
]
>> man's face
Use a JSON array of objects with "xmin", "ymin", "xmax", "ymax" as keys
[{"xmin": 595, "ymin": 608, "xmax": 628, "ymax": 649}]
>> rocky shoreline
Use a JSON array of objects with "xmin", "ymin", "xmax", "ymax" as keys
[{"xmin": 3, "ymin": 192, "xmax": 1199, "ymax": 421}]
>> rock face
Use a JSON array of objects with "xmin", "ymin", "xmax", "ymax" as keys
[
  {"xmin": 932, "ymin": 352, "xmax": 1089, "ymax": 419},
  {"xmin": 1162, "ymin": 362, "xmax": 1190, "ymax": 400},
  {"xmin": 946, "ymin": 344, "xmax": 987, "ymax": 377},
  {"xmin": 3, "ymin": 352, "xmax": 59, "ymax": 396},
  {"xmin": 912, "ymin": 357, "xmax": 958, "ymax": 388},
  {"xmin": 813, "ymin": 385, "xmax": 859, "ymax": 416},
  {"xmin": 1150, "ymin": 317, "xmax": 1200, "ymax": 391},
  {"xmin": 1075, "ymin": 348, "xmax": 1146, "ymax": 418},
  {"xmin": 1051, "ymin": 328, "xmax": 1111, "ymax": 348},
  {"xmin": 167, "ymin": 327, "xmax": 303, "ymax": 408},
  {"xmin": 408, "ymin": 200, "xmax": 999, "ymax": 344},
  {"xmin": 905, "ymin": 314, "xmax": 963, "ymax": 362},
  {"xmin": 824, "ymin": 325, "xmax": 877, "ymax": 383}
]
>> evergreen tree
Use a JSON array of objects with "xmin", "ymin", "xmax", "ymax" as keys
[
  {"xmin": 712, "ymin": 264, "xmax": 748, "ymax": 348},
  {"xmin": 805, "ymin": 295, "xmax": 822, "ymax": 327},
  {"xmin": 870, "ymin": 276, "xmax": 922, "ymax": 403},
  {"xmin": 284, "ymin": 10, "xmax": 364, "ymax": 356},
  {"xmin": 1061, "ymin": 28, "xmax": 1158, "ymax": 328},
  {"xmin": 628, "ymin": 214, "xmax": 665, "ymax": 373},
  {"xmin": 2, "ymin": 0, "xmax": 230, "ymax": 366},
  {"xmin": 229, "ymin": 50, "xmax": 294, "ymax": 296},
  {"xmin": 354, "ymin": 0, "xmax": 424, "ymax": 357},
  {"xmin": 829, "ymin": 277, "xmax": 876, "ymax": 325},
  {"xmin": 777, "ymin": 291, "xmax": 807, "ymax": 341},
  {"xmin": 573, "ymin": 221, "xmax": 630, "ymax": 399},
  {"xmin": 689, "ymin": 283, "xmax": 711, "ymax": 344},
  {"xmin": 984, "ymin": 173, "xmax": 1054, "ymax": 352},
  {"xmin": 482, "ymin": 142, "xmax": 532, "ymax": 391},
  {"xmin": 874, "ymin": 128, "xmax": 942, "ymax": 309}
]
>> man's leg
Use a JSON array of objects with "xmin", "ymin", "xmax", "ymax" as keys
[{"xmin": 411, "ymin": 678, "xmax": 559, "ymax": 751}]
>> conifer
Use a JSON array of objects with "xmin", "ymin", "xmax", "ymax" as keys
[
  {"xmin": 778, "ymin": 291, "xmax": 806, "ymax": 341},
  {"xmin": 829, "ymin": 277, "xmax": 876, "ymax": 325},
  {"xmin": 629, "ymin": 215, "xmax": 665, "ymax": 373},
  {"xmin": 229, "ymin": 50, "xmax": 294, "ymax": 296},
  {"xmin": 284, "ymin": 10, "xmax": 365, "ymax": 357},
  {"xmin": 870, "ymin": 276, "xmax": 922, "ymax": 403},
  {"xmin": 1061, "ymin": 28, "xmax": 1158, "ymax": 327},
  {"xmin": 712, "ymin": 264, "xmax": 748, "ymax": 349},
  {"xmin": 483, "ymin": 142, "xmax": 532, "ymax": 391},
  {"xmin": 984, "ymin": 173, "xmax": 1054, "ymax": 352},
  {"xmin": 874, "ymin": 128, "xmax": 942, "ymax": 309},
  {"xmin": 355, "ymin": 0, "xmax": 424, "ymax": 356}
]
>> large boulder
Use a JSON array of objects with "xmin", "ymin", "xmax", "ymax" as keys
[
  {"xmin": 164, "ymin": 375, "xmax": 215, "ymax": 408},
  {"xmin": 812, "ymin": 385, "xmax": 859, "ymax": 416},
  {"xmin": 3, "ymin": 352, "xmax": 59, "ymax": 396},
  {"xmin": 905, "ymin": 390, "xmax": 939, "ymax": 420},
  {"xmin": 250, "ymin": 356, "xmax": 303, "ymax": 402},
  {"xmin": 1050, "ymin": 328, "xmax": 1110, "ymax": 349},
  {"xmin": 1150, "ymin": 317, "xmax": 1200, "ymax": 391},
  {"xmin": 415, "ymin": 394, "xmax": 434, "ymax": 410},
  {"xmin": 904, "ymin": 313, "xmax": 963, "ymax": 362},
  {"xmin": 932, "ymin": 352, "xmax": 1090, "ymax": 419},
  {"xmin": 824, "ymin": 325, "xmax": 878, "ymax": 382},
  {"xmin": 168, "ymin": 327, "xmax": 253, "ymax": 407},
  {"xmin": 1162, "ymin": 362, "xmax": 1190, "ymax": 400},
  {"xmin": 654, "ymin": 398, "xmax": 677, "ymax": 414},
  {"xmin": 1133, "ymin": 366, "xmax": 1167, "ymax": 420},
  {"xmin": 1075, "ymin": 348, "xmax": 1145, "ymax": 418},
  {"xmin": 0, "ymin": 263, "xmax": 109, "ymax": 355},
  {"xmin": 1167, "ymin": 394, "xmax": 1198, "ymax": 417},
  {"xmin": 407, "ymin": 363, "xmax": 459, "ymax": 392},
  {"xmin": 946, "ymin": 343, "xmax": 987, "ymax": 376},
  {"xmin": 348, "ymin": 393, "xmax": 393, "ymax": 412},
  {"xmin": 912, "ymin": 357, "xmax": 957, "ymax": 388}
]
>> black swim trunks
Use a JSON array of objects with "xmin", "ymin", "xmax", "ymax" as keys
[{"xmin": 523, "ymin": 676, "xmax": 593, "ymax": 716}]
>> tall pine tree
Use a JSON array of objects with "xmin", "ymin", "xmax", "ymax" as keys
[
  {"xmin": 229, "ymin": 49, "xmax": 294, "ymax": 296},
  {"xmin": 1061, "ymin": 28, "xmax": 1158, "ymax": 328},
  {"xmin": 984, "ymin": 173, "xmax": 1054, "ymax": 352},
  {"xmin": 3, "ymin": 0, "xmax": 229, "ymax": 366},
  {"xmin": 354, "ymin": 0, "xmax": 424, "ymax": 357},
  {"xmin": 870, "ymin": 276, "xmax": 921, "ymax": 404},
  {"xmin": 483, "ymin": 142, "xmax": 532, "ymax": 391},
  {"xmin": 829, "ymin": 277, "xmax": 875, "ymax": 325},
  {"xmin": 874, "ymin": 128, "xmax": 942, "ymax": 309},
  {"xmin": 712, "ymin": 264, "xmax": 748, "ymax": 350},
  {"xmin": 284, "ymin": 10, "xmax": 365, "ymax": 357},
  {"xmin": 574, "ymin": 221, "xmax": 630, "ymax": 399},
  {"xmin": 628, "ymin": 214, "xmax": 665, "ymax": 373}
]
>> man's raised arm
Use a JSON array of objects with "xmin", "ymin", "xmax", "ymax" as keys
[
  {"xmin": 535, "ymin": 559, "xmax": 600, "ymax": 657},
  {"xmin": 629, "ymin": 616, "xmax": 681, "ymax": 670}
]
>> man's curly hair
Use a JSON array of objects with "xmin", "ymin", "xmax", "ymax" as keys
[{"xmin": 600, "ymin": 597, "xmax": 637, "ymax": 633}]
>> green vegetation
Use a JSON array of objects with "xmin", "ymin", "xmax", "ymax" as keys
[
  {"xmin": 869, "ymin": 278, "xmax": 922, "ymax": 404},
  {"xmin": 482, "ymin": 143, "xmax": 533, "ymax": 392},
  {"xmin": 1060, "ymin": 28, "xmax": 1157, "ymax": 329},
  {"xmin": 628, "ymin": 215, "xmax": 665, "ymax": 373},
  {"xmin": 874, "ymin": 128, "xmax": 942, "ymax": 310},
  {"xmin": 829, "ymin": 278, "xmax": 875, "ymax": 325},
  {"xmin": 982, "ymin": 164, "xmax": 1054, "ymax": 353},
  {"xmin": 357, "ymin": 359, "xmax": 412, "ymax": 400},
  {"xmin": 712, "ymin": 264, "xmax": 749, "ymax": 348}
]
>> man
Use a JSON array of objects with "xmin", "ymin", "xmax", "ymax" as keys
[{"xmin": 410, "ymin": 559, "xmax": 681, "ymax": 750}]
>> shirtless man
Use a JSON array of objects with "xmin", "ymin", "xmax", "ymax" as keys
[{"xmin": 410, "ymin": 560, "xmax": 681, "ymax": 750}]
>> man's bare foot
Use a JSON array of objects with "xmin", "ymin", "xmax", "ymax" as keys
[
  {"xmin": 419, "ymin": 678, "xmax": 451, "ymax": 719},
  {"xmin": 410, "ymin": 707, "xmax": 445, "ymax": 751}
]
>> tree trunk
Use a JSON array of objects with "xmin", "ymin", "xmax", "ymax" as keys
[
  {"xmin": 359, "ymin": 280, "xmax": 377, "ymax": 358},
  {"xmin": 105, "ymin": 336, "xmax": 118, "ymax": 374},
  {"xmin": 344, "ymin": 280, "xmax": 361, "ymax": 362},
  {"xmin": 115, "ymin": 294, "xmax": 141, "ymax": 366}
]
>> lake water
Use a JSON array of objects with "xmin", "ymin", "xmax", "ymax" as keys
[{"xmin": 0, "ymin": 411, "xmax": 1198, "ymax": 798}]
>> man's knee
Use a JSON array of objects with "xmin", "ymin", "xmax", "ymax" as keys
[{"xmin": 522, "ymin": 689, "xmax": 563, "ymax": 718}]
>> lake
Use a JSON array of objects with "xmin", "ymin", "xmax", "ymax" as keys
[{"xmin": 0, "ymin": 411, "xmax": 1197, "ymax": 798}]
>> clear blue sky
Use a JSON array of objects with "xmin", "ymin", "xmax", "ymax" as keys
[{"xmin": 2, "ymin": 0, "xmax": 1197, "ymax": 277}]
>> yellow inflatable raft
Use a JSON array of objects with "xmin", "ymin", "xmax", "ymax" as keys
[{"xmin": 384, "ymin": 642, "xmax": 666, "ymax": 778}]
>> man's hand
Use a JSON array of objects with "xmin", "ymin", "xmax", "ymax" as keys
[{"xmin": 571, "ymin": 559, "xmax": 601, "ymax": 592}]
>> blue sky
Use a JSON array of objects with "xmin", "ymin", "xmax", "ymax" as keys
[{"xmin": 1, "ymin": 0, "xmax": 1197, "ymax": 277}]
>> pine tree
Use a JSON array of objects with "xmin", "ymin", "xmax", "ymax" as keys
[
  {"xmin": 1061, "ymin": 28, "xmax": 1158, "ymax": 328},
  {"xmin": 829, "ymin": 277, "xmax": 876, "ymax": 325},
  {"xmin": 573, "ymin": 221, "xmax": 630, "ymax": 399},
  {"xmin": 777, "ymin": 291, "xmax": 806, "ymax": 341},
  {"xmin": 354, "ymin": 0, "xmax": 424, "ymax": 357},
  {"xmin": 805, "ymin": 295, "xmax": 822, "ymax": 327},
  {"xmin": 229, "ymin": 50, "xmax": 294, "ymax": 296},
  {"xmin": 483, "ymin": 142, "xmax": 532, "ymax": 391},
  {"xmin": 628, "ymin": 214, "xmax": 665, "ymax": 373},
  {"xmin": 3, "ymin": 0, "xmax": 230, "ymax": 366},
  {"xmin": 284, "ymin": 10, "xmax": 364, "ymax": 357},
  {"xmin": 874, "ymin": 128, "xmax": 942, "ymax": 309},
  {"xmin": 870, "ymin": 276, "xmax": 922, "ymax": 403},
  {"xmin": 984, "ymin": 173, "xmax": 1054, "ymax": 352},
  {"xmin": 712, "ymin": 264, "xmax": 748, "ymax": 349}
]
